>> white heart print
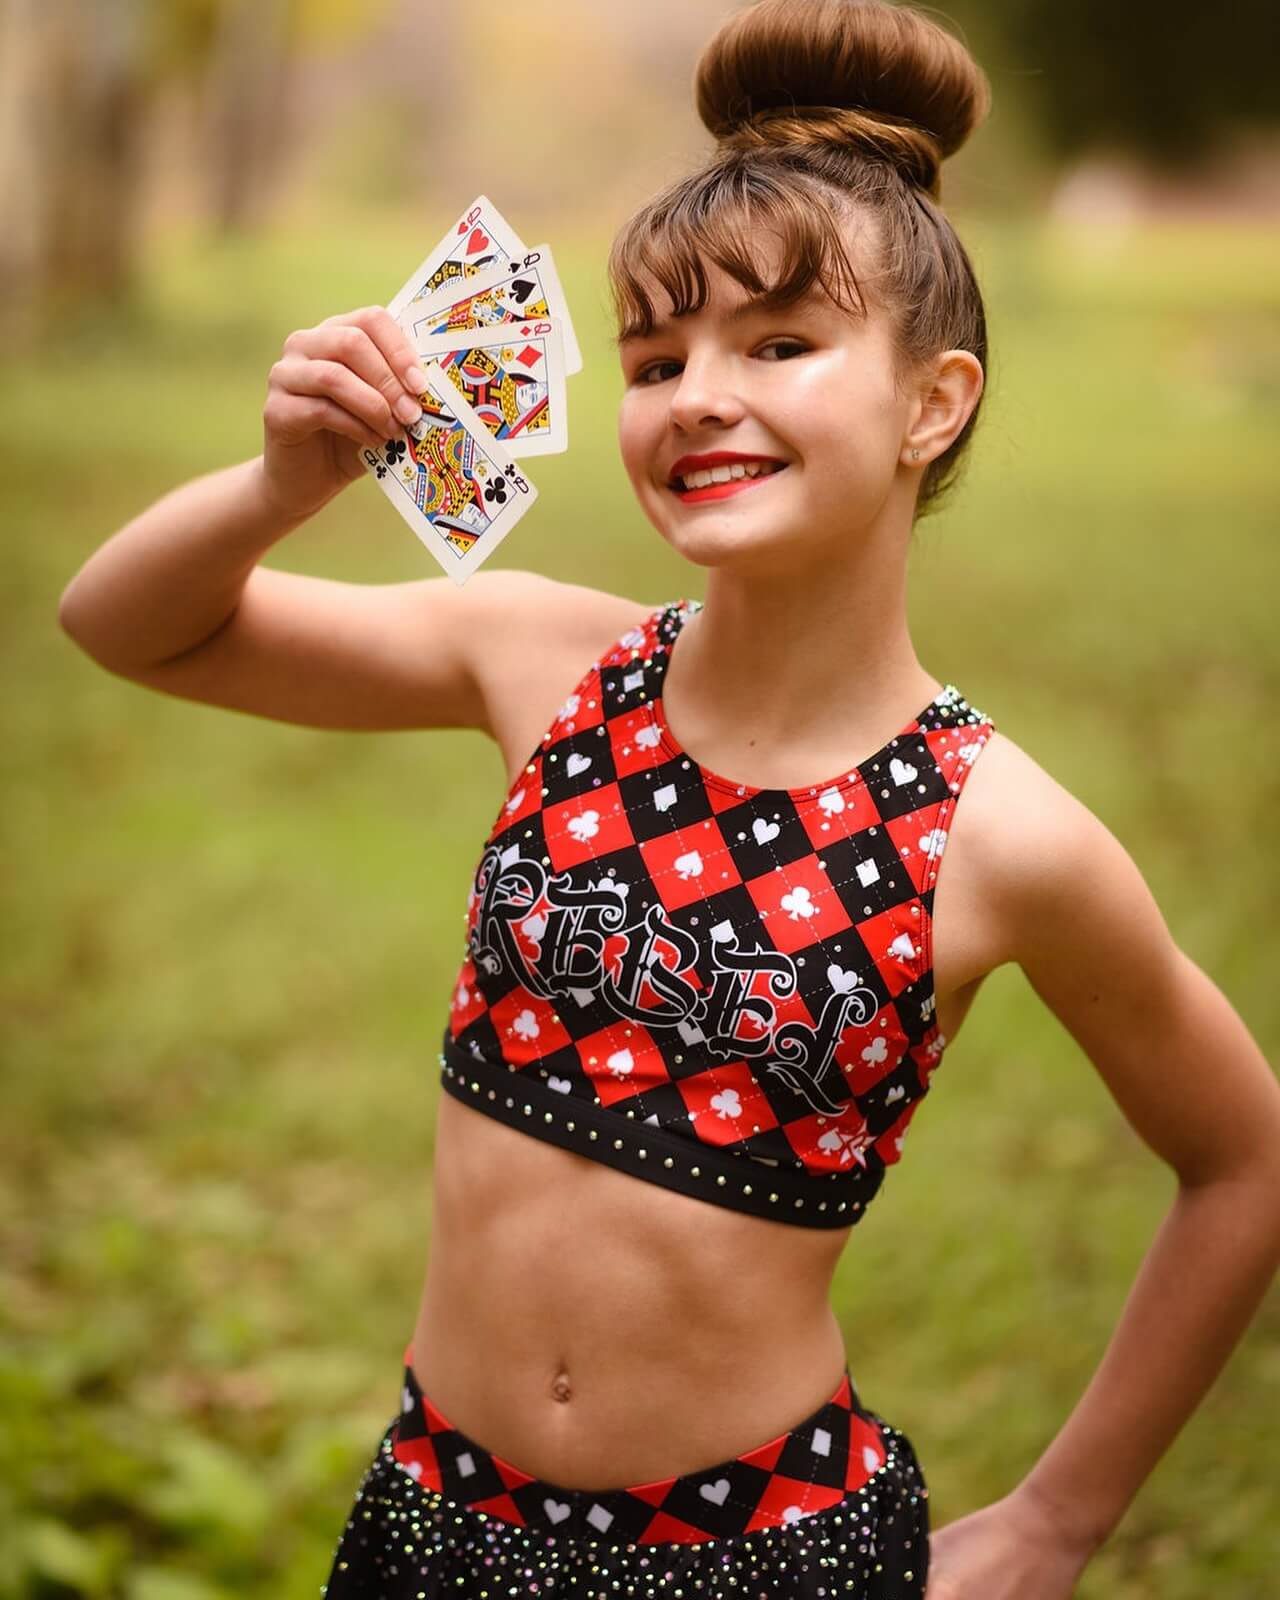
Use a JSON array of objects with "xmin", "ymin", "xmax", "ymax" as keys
[
  {"xmin": 889, "ymin": 757, "xmax": 918, "ymax": 786},
  {"xmin": 565, "ymin": 752, "xmax": 592, "ymax": 777},
  {"xmin": 544, "ymin": 1498, "xmax": 571, "ymax": 1524},
  {"xmin": 752, "ymin": 816, "xmax": 781, "ymax": 845},
  {"xmin": 699, "ymin": 1477, "xmax": 731, "ymax": 1506}
]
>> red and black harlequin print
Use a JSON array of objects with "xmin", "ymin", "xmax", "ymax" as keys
[
  {"xmin": 389, "ymin": 1345, "xmax": 895, "ymax": 1543},
  {"xmin": 440, "ymin": 597, "xmax": 995, "ymax": 1229},
  {"xmin": 321, "ymin": 1349, "xmax": 932, "ymax": 1597}
]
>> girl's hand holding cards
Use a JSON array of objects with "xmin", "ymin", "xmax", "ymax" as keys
[
  {"xmin": 260, "ymin": 305, "xmax": 430, "ymax": 523},
  {"xmin": 359, "ymin": 194, "xmax": 579, "ymax": 585}
]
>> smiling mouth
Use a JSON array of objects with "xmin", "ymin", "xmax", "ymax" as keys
[{"xmin": 669, "ymin": 461, "xmax": 789, "ymax": 496}]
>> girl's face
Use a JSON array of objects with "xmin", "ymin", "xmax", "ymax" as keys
[{"xmin": 616, "ymin": 235, "xmax": 921, "ymax": 573}]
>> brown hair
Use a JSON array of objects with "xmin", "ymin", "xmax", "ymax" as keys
[{"xmin": 607, "ymin": 0, "xmax": 992, "ymax": 521}]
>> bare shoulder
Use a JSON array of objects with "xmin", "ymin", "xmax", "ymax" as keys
[
  {"xmin": 950, "ymin": 723, "xmax": 1158, "ymax": 974},
  {"xmin": 468, "ymin": 572, "xmax": 655, "ymax": 785}
]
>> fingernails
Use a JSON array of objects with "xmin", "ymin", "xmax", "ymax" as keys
[
  {"xmin": 394, "ymin": 393, "xmax": 423, "ymax": 423},
  {"xmin": 405, "ymin": 365, "xmax": 429, "ymax": 393}
]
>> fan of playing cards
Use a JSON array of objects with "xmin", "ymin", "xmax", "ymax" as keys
[{"xmin": 362, "ymin": 194, "xmax": 581, "ymax": 585}]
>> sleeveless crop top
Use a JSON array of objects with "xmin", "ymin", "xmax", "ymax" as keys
[{"xmin": 439, "ymin": 597, "xmax": 995, "ymax": 1229}]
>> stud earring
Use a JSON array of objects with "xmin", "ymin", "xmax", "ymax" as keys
[{"xmin": 911, "ymin": 448, "xmax": 921, "ymax": 461}]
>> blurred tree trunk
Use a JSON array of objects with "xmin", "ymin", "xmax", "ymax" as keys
[
  {"xmin": 203, "ymin": 0, "xmax": 294, "ymax": 234},
  {"xmin": 0, "ymin": 0, "xmax": 149, "ymax": 339}
]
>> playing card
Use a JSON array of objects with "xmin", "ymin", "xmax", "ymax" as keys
[
  {"xmin": 407, "ymin": 244, "xmax": 583, "ymax": 376},
  {"xmin": 361, "ymin": 361, "xmax": 538, "ymax": 585},
  {"xmin": 386, "ymin": 195, "xmax": 527, "ymax": 325},
  {"xmin": 410, "ymin": 318, "xmax": 569, "ymax": 457}
]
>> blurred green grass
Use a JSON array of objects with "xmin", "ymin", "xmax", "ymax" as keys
[{"xmin": 2, "ymin": 210, "xmax": 1278, "ymax": 1597}]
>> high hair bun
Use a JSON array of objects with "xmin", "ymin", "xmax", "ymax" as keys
[{"xmin": 695, "ymin": 0, "xmax": 991, "ymax": 198}]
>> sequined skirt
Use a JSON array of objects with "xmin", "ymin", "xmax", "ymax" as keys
[{"xmin": 321, "ymin": 1348, "xmax": 930, "ymax": 1598}]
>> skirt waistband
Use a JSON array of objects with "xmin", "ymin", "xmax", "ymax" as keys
[{"xmin": 389, "ymin": 1344, "xmax": 897, "ymax": 1545}]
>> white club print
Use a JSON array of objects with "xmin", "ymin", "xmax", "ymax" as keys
[
  {"xmin": 512, "ymin": 1008, "xmax": 541, "ymax": 1041},
  {"xmin": 710, "ymin": 1088, "xmax": 742, "ymax": 1120},
  {"xmin": 781, "ymin": 884, "xmax": 816, "ymax": 921},
  {"xmin": 566, "ymin": 809, "xmax": 600, "ymax": 842}
]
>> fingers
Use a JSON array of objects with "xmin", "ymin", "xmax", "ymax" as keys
[
  {"xmin": 317, "ymin": 304, "xmax": 429, "ymax": 401},
  {"xmin": 266, "ymin": 305, "xmax": 433, "ymax": 457}
]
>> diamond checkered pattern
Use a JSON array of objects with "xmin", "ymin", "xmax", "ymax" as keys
[{"xmin": 444, "ymin": 598, "xmax": 994, "ymax": 1213}]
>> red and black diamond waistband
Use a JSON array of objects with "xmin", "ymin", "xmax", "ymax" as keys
[{"xmin": 390, "ymin": 1344, "xmax": 899, "ymax": 1543}]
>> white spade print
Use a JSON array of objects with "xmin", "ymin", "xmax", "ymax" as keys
[
  {"xmin": 752, "ymin": 816, "xmax": 781, "ymax": 845},
  {"xmin": 567, "ymin": 809, "xmax": 600, "ymax": 843},
  {"xmin": 654, "ymin": 783, "xmax": 678, "ymax": 812},
  {"xmin": 919, "ymin": 828, "xmax": 948, "ymax": 856},
  {"xmin": 607, "ymin": 1047, "xmax": 634, "ymax": 1079},
  {"xmin": 889, "ymin": 932, "xmax": 917, "ymax": 962},
  {"xmin": 818, "ymin": 787, "xmax": 845, "ymax": 816},
  {"xmin": 565, "ymin": 752, "xmax": 592, "ymax": 777},
  {"xmin": 504, "ymin": 788, "xmax": 525, "ymax": 814},
  {"xmin": 781, "ymin": 884, "xmax": 816, "ymax": 921},
  {"xmin": 827, "ymin": 962, "xmax": 859, "ymax": 994},
  {"xmin": 520, "ymin": 910, "xmax": 547, "ymax": 941},
  {"xmin": 885, "ymin": 1084, "xmax": 905, "ymax": 1103},
  {"xmin": 674, "ymin": 850, "xmax": 704, "ymax": 880},
  {"xmin": 817, "ymin": 1123, "xmax": 876, "ymax": 1167},
  {"xmin": 513, "ymin": 1008, "xmax": 541, "ymax": 1042},
  {"xmin": 699, "ymin": 1478, "xmax": 731, "ymax": 1506},
  {"xmin": 855, "ymin": 858, "xmax": 880, "ymax": 887},
  {"xmin": 635, "ymin": 720, "xmax": 662, "ymax": 750},
  {"xmin": 710, "ymin": 1088, "xmax": 742, "ymax": 1121},
  {"xmin": 889, "ymin": 757, "xmax": 918, "ymax": 786},
  {"xmin": 547, "ymin": 1076, "xmax": 572, "ymax": 1094}
]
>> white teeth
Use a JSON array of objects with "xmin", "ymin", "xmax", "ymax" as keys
[{"xmin": 675, "ymin": 461, "xmax": 783, "ymax": 491}]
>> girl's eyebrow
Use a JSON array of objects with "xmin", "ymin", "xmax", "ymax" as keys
[{"xmin": 618, "ymin": 294, "xmax": 818, "ymax": 346}]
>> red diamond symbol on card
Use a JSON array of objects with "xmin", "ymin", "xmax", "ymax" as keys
[{"xmin": 515, "ymin": 345, "xmax": 542, "ymax": 369}]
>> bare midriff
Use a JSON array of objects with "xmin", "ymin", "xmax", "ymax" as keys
[{"xmin": 409, "ymin": 1087, "xmax": 853, "ymax": 1491}]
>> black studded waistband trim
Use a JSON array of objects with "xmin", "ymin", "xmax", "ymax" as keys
[{"xmin": 438, "ymin": 1030, "xmax": 880, "ymax": 1230}]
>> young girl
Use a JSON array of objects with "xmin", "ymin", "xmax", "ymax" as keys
[{"xmin": 58, "ymin": 2, "xmax": 1280, "ymax": 1596}]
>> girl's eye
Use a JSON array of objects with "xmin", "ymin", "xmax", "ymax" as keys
[{"xmin": 634, "ymin": 338, "xmax": 810, "ymax": 385}]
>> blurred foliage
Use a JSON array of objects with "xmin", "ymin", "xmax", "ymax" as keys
[
  {"xmin": 144, "ymin": 0, "xmax": 396, "ymax": 80},
  {"xmin": 2, "ymin": 206, "xmax": 1278, "ymax": 1594},
  {"xmin": 991, "ymin": 0, "xmax": 1276, "ymax": 165}
]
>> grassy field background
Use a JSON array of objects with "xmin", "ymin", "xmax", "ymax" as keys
[{"xmin": 2, "ymin": 212, "xmax": 1278, "ymax": 1598}]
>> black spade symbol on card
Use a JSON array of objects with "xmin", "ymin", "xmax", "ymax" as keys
[{"xmin": 508, "ymin": 277, "xmax": 536, "ymax": 306}]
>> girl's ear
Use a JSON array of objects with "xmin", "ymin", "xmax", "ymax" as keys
[{"xmin": 900, "ymin": 350, "xmax": 984, "ymax": 467}]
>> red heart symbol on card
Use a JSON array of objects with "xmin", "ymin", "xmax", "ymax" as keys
[{"xmin": 466, "ymin": 227, "xmax": 491, "ymax": 256}]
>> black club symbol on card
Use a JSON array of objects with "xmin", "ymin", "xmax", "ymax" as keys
[
  {"xmin": 384, "ymin": 439, "xmax": 406, "ymax": 466},
  {"xmin": 483, "ymin": 476, "xmax": 508, "ymax": 506}
]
